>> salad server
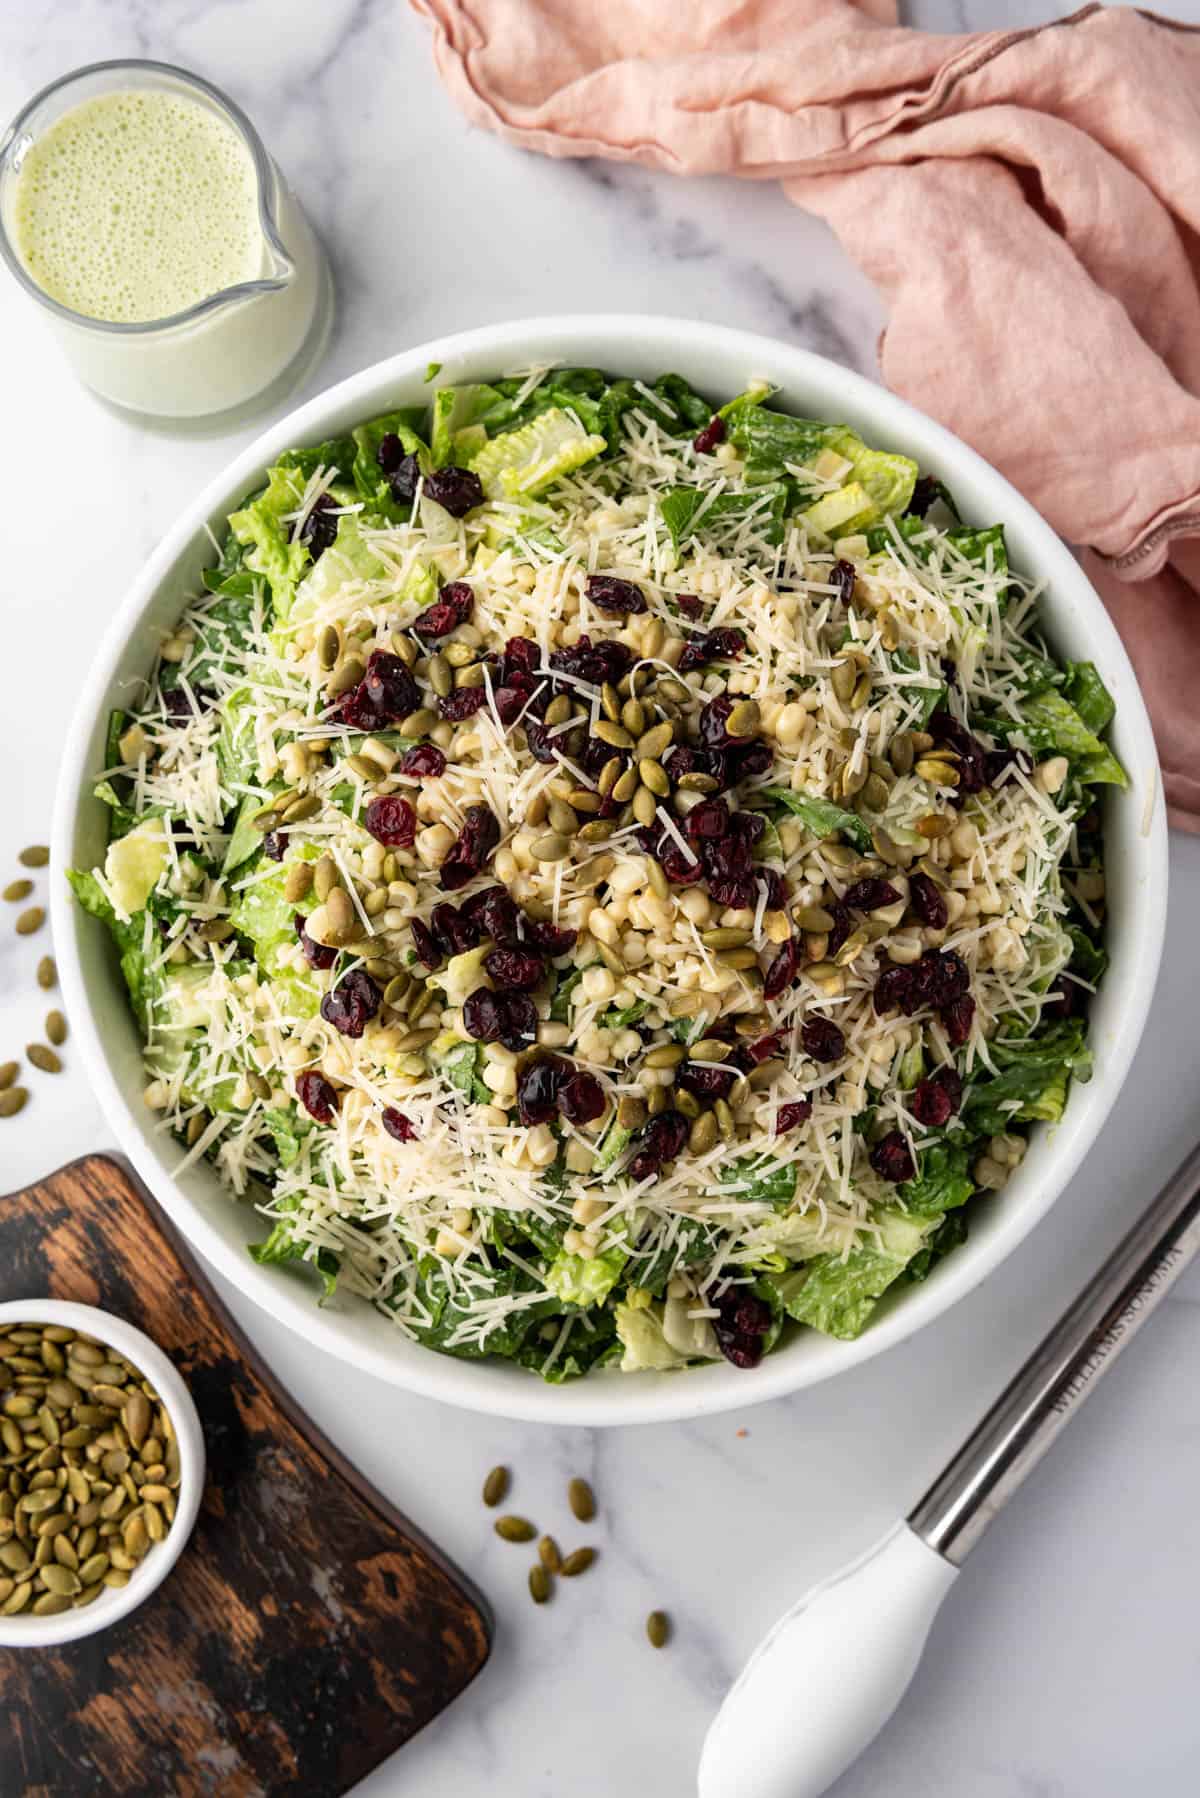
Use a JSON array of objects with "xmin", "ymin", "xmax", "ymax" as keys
[{"xmin": 700, "ymin": 1133, "xmax": 1200, "ymax": 1798}]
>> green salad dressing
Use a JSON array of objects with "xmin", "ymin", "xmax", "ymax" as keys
[{"xmin": 12, "ymin": 89, "xmax": 263, "ymax": 322}]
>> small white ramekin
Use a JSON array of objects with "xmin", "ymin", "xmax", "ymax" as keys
[{"xmin": 0, "ymin": 1299, "xmax": 205, "ymax": 1647}]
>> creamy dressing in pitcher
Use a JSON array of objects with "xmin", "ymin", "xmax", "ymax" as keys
[{"xmin": 12, "ymin": 89, "xmax": 264, "ymax": 322}]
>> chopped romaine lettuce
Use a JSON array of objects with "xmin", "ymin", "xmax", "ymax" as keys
[
  {"xmin": 472, "ymin": 408, "xmax": 606, "ymax": 500},
  {"xmin": 761, "ymin": 788, "xmax": 872, "ymax": 852}
]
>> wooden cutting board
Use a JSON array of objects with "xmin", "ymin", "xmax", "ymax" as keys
[{"xmin": 0, "ymin": 1154, "xmax": 491, "ymax": 1797}]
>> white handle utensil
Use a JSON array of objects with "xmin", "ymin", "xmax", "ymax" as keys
[{"xmin": 700, "ymin": 1137, "xmax": 1200, "ymax": 1798}]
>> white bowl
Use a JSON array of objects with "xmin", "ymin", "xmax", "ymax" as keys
[
  {"xmin": 0, "ymin": 1300, "xmax": 205, "ymax": 1646},
  {"xmin": 52, "ymin": 316, "xmax": 1168, "ymax": 1426}
]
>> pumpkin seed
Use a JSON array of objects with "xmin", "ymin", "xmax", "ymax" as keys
[
  {"xmin": 317, "ymin": 623, "xmax": 341, "ymax": 670},
  {"xmin": 18, "ymin": 846, "xmax": 49, "ymax": 868},
  {"xmin": 103, "ymin": 1569, "xmax": 130, "ymax": 1589},
  {"xmin": 494, "ymin": 1515, "xmax": 536, "ymax": 1544},
  {"xmin": 325, "ymin": 887, "xmax": 355, "ymax": 934},
  {"xmin": 644, "ymin": 1044, "xmax": 685, "ymax": 1069},
  {"xmin": 312, "ymin": 855, "xmax": 338, "ymax": 903},
  {"xmin": 646, "ymin": 1610, "xmax": 670, "ymax": 1649},
  {"xmin": 43, "ymin": 1011, "xmax": 67, "ymax": 1049},
  {"xmin": 343, "ymin": 753, "xmax": 380, "ymax": 782},
  {"xmin": 3, "ymin": 880, "xmax": 32, "ymax": 902},
  {"xmin": 631, "ymin": 785, "xmax": 657, "ymax": 827},
  {"xmin": 281, "ymin": 793, "xmax": 321, "ymax": 824},
  {"xmin": 389, "ymin": 632, "xmax": 418, "ymax": 667},
  {"xmin": 620, "ymin": 697, "xmax": 647, "ymax": 737},
  {"xmin": 830, "ymin": 660, "xmax": 856, "ymax": 704},
  {"xmin": 593, "ymin": 720, "xmax": 633, "ymax": 750},
  {"xmin": 600, "ymin": 681, "xmax": 622, "ymax": 723},
  {"xmin": 560, "ymin": 1547, "xmax": 596, "ymax": 1578},
  {"xmin": 700, "ymin": 928, "xmax": 752, "ymax": 952},
  {"xmin": 78, "ymin": 1552, "xmax": 109, "ymax": 1585},
  {"xmin": 481, "ymin": 1466, "xmax": 509, "ymax": 1508},
  {"xmin": 645, "ymin": 859, "xmax": 670, "ymax": 901},
  {"xmin": 443, "ymin": 641, "xmax": 477, "ymax": 669},
  {"xmin": 0, "ymin": 1541, "xmax": 31, "ymax": 1572},
  {"xmin": 39, "ymin": 1562, "xmax": 81, "ymax": 1597},
  {"xmin": 0, "ymin": 1089, "xmax": 28, "ymax": 1119},
  {"xmin": 688, "ymin": 1111, "xmax": 718, "ymax": 1154},
  {"xmin": 547, "ymin": 798, "xmax": 578, "ymax": 835},
  {"xmin": 637, "ymin": 759, "xmax": 669, "ymax": 798},
  {"xmin": 916, "ymin": 757, "xmax": 960, "ymax": 787},
  {"xmin": 326, "ymin": 656, "xmax": 364, "ymax": 700},
  {"xmin": 407, "ymin": 983, "xmax": 437, "ymax": 1026},
  {"xmin": 282, "ymin": 861, "xmax": 313, "ymax": 905},
  {"xmin": 398, "ymin": 706, "xmax": 437, "ymax": 739},
  {"xmin": 726, "ymin": 699, "xmax": 760, "ymax": 738},
  {"xmin": 531, "ymin": 833, "xmax": 571, "ymax": 863},
  {"xmin": 610, "ymin": 767, "xmax": 639, "ymax": 804},
  {"xmin": 597, "ymin": 757, "xmax": 622, "ymax": 799},
  {"xmin": 383, "ymin": 973, "xmax": 412, "ymax": 1011},
  {"xmin": 428, "ymin": 653, "xmax": 453, "ymax": 698},
  {"xmin": 1, "ymin": 1583, "xmax": 32, "ymax": 1614},
  {"xmin": 15, "ymin": 908, "xmax": 45, "ymax": 937},
  {"xmin": 123, "ymin": 1514, "xmax": 149, "ymax": 1557},
  {"xmin": 0, "ymin": 1061, "xmax": 19, "ymax": 1091},
  {"xmin": 637, "ymin": 722, "xmax": 674, "ymax": 761},
  {"xmin": 578, "ymin": 819, "xmax": 616, "ymax": 845},
  {"xmin": 616, "ymin": 1095, "xmax": 646, "ymax": 1131},
  {"xmin": 567, "ymin": 1478, "xmax": 596, "ymax": 1523},
  {"xmin": 567, "ymin": 787, "xmax": 602, "ymax": 815},
  {"xmin": 123, "ymin": 1391, "xmax": 151, "ymax": 1450},
  {"xmin": 519, "ymin": 1564, "xmax": 550, "ymax": 1609},
  {"xmin": 916, "ymin": 813, "xmax": 952, "ymax": 840},
  {"xmin": 538, "ymin": 1535, "xmax": 562, "ymax": 1574}
]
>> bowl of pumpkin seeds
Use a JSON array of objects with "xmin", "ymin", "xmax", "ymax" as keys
[{"xmin": 0, "ymin": 1301, "xmax": 204, "ymax": 1645}]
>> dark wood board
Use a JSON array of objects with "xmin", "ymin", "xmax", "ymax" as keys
[{"xmin": 0, "ymin": 1154, "xmax": 491, "ymax": 1797}]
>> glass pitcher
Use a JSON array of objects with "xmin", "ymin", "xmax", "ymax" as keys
[{"xmin": 0, "ymin": 60, "xmax": 334, "ymax": 430}]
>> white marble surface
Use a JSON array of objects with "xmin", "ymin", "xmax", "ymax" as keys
[{"xmin": 3, "ymin": 3, "xmax": 1200, "ymax": 1793}]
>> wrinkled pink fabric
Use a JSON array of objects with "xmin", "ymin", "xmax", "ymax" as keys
[{"xmin": 412, "ymin": 0, "xmax": 1200, "ymax": 828}]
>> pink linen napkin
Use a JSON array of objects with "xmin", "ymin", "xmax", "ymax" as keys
[{"xmin": 412, "ymin": 0, "xmax": 1200, "ymax": 828}]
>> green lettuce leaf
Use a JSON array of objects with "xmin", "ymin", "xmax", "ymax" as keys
[
  {"xmin": 898, "ymin": 1141, "xmax": 975, "ymax": 1217},
  {"xmin": 1063, "ymin": 661, "xmax": 1116, "ymax": 735},
  {"xmin": 660, "ymin": 482, "xmax": 790, "ymax": 550},
  {"xmin": 250, "ymin": 1205, "xmax": 338, "ymax": 1299},
  {"xmin": 471, "ymin": 407, "xmax": 605, "ymax": 500},
  {"xmin": 601, "ymin": 998, "xmax": 649, "ymax": 1030},
  {"xmin": 962, "ymin": 1020, "xmax": 1092, "ymax": 1135},
  {"xmin": 720, "ymin": 1155, "xmax": 797, "ymax": 1211},
  {"xmin": 351, "ymin": 409, "xmax": 429, "ymax": 517},
  {"xmin": 769, "ymin": 1207, "xmax": 936, "ymax": 1340},
  {"xmin": 515, "ymin": 1312, "xmax": 620, "ymax": 1381},
  {"xmin": 1014, "ymin": 689, "xmax": 1127, "ymax": 789},
  {"xmin": 441, "ymin": 1040, "xmax": 493, "ymax": 1106},
  {"xmin": 228, "ymin": 464, "xmax": 313, "ymax": 617},
  {"xmin": 906, "ymin": 1210, "xmax": 968, "ymax": 1283},
  {"xmin": 545, "ymin": 1242, "xmax": 627, "ymax": 1309},
  {"xmin": 760, "ymin": 788, "xmax": 872, "ymax": 852},
  {"xmin": 66, "ymin": 869, "xmax": 155, "ymax": 1027}
]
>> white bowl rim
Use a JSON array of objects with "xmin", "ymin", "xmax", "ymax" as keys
[
  {"xmin": 51, "ymin": 313, "xmax": 1169, "ymax": 1427},
  {"xmin": 0, "ymin": 1298, "xmax": 205, "ymax": 1646}
]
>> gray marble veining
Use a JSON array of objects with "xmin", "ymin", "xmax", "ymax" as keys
[{"xmin": 2, "ymin": 3, "xmax": 1200, "ymax": 1794}]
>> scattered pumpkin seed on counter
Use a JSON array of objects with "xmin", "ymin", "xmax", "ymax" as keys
[{"xmin": 0, "ymin": 1323, "xmax": 180, "ymax": 1615}]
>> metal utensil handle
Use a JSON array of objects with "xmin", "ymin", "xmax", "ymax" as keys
[{"xmin": 909, "ymin": 1137, "xmax": 1200, "ymax": 1566}]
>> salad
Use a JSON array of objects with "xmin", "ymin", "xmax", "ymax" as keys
[{"xmin": 70, "ymin": 366, "xmax": 1124, "ymax": 1380}]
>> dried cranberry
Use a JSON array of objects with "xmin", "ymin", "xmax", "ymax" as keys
[
  {"xmin": 830, "ymin": 559, "xmax": 856, "ymax": 606},
  {"xmin": 675, "ymin": 593, "xmax": 703, "ymax": 619},
  {"xmin": 263, "ymin": 830, "xmax": 286, "ymax": 862},
  {"xmin": 438, "ymin": 687, "xmax": 487, "ymax": 722},
  {"xmin": 940, "ymin": 993, "xmax": 976, "ymax": 1047},
  {"xmin": 439, "ymin": 805, "xmax": 501, "ymax": 890},
  {"xmin": 376, "ymin": 432, "xmax": 406, "ymax": 475},
  {"xmin": 484, "ymin": 946, "xmax": 545, "ymax": 990},
  {"xmin": 905, "ymin": 475, "xmax": 939, "ymax": 518},
  {"xmin": 296, "ymin": 1070, "xmax": 338, "ymax": 1124},
  {"xmin": 549, "ymin": 635, "xmax": 632, "ymax": 689},
  {"xmin": 295, "ymin": 912, "xmax": 336, "ymax": 970},
  {"xmin": 825, "ymin": 899, "xmax": 853, "ymax": 959},
  {"xmin": 703, "ymin": 832, "xmax": 752, "ymax": 879},
  {"xmin": 910, "ymin": 1066, "xmax": 963, "ymax": 1127},
  {"xmin": 413, "ymin": 582, "xmax": 474, "ymax": 639},
  {"xmin": 870, "ymin": 1129, "xmax": 916, "ymax": 1184},
  {"xmin": 462, "ymin": 988, "xmax": 504, "ymax": 1044},
  {"xmin": 1045, "ymin": 975, "xmax": 1079, "ymax": 1020},
  {"xmin": 729, "ymin": 811, "xmax": 765, "ymax": 846},
  {"xmin": 746, "ymin": 1028, "xmax": 787, "ymax": 1066},
  {"xmin": 517, "ymin": 1056, "xmax": 567, "ymax": 1126},
  {"xmin": 763, "ymin": 937, "xmax": 798, "ymax": 1001},
  {"xmin": 842, "ymin": 877, "xmax": 901, "ymax": 913},
  {"xmin": 685, "ymin": 797, "xmax": 730, "ymax": 841},
  {"xmin": 801, "ymin": 1016, "xmax": 845, "ymax": 1063},
  {"xmin": 397, "ymin": 744, "xmax": 447, "ymax": 778},
  {"xmin": 925, "ymin": 949, "xmax": 970, "ymax": 1007},
  {"xmin": 523, "ymin": 719, "xmax": 557, "ymax": 763},
  {"xmin": 629, "ymin": 1110, "xmax": 689, "ymax": 1180},
  {"xmin": 423, "ymin": 465, "xmax": 484, "ymax": 517},
  {"xmin": 320, "ymin": 968, "xmax": 382, "ymax": 1038},
  {"xmin": 712, "ymin": 1283, "xmax": 772, "ymax": 1369},
  {"xmin": 381, "ymin": 1107, "xmax": 418, "ymax": 1142},
  {"xmin": 677, "ymin": 627, "xmax": 747, "ymax": 674},
  {"xmin": 522, "ymin": 917, "xmax": 578, "ymax": 955},
  {"xmin": 364, "ymin": 795, "xmax": 417, "ymax": 846},
  {"xmin": 665, "ymin": 744, "xmax": 728, "ymax": 790},
  {"xmin": 908, "ymin": 872, "xmax": 948, "ymax": 929},
  {"xmin": 708, "ymin": 873, "xmax": 758, "ymax": 910},
  {"xmin": 490, "ymin": 686, "xmax": 527, "ymax": 728},
  {"xmin": 930, "ymin": 710, "xmax": 988, "ymax": 796},
  {"xmin": 692, "ymin": 414, "xmax": 726, "ymax": 455},
  {"xmin": 698, "ymin": 694, "xmax": 738, "ymax": 747},
  {"xmin": 677, "ymin": 1061, "xmax": 736, "ymax": 1101},
  {"xmin": 464, "ymin": 886, "xmax": 521, "ymax": 945},
  {"xmin": 431, "ymin": 901, "xmax": 480, "ymax": 957},
  {"xmin": 499, "ymin": 993, "xmax": 539, "ymax": 1052},
  {"xmin": 386, "ymin": 451, "xmax": 422, "ymax": 506},
  {"xmin": 775, "ymin": 1099, "xmax": 813, "ymax": 1135},
  {"xmin": 659, "ymin": 841, "xmax": 705, "ymax": 886},
  {"xmin": 298, "ymin": 491, "xmax": 339, "ymax": 560},
  {"xmin": 363, "ymin": 652, "xmax": 420, "ymax": 724},
  {"xmin": 409, "ymin": 916, "xmax": 441, "ymax": 969},
  {"xmin": 164, "ymin": 686, "xmax": 214, "ymax": 719},
  {"xmin": 874, "ymin": 961, "xmax": 918, "ymax": 1016},
  {"xmin": 502, "ymin": 635, "xmax": 540, "ymax": 678},
  {"xmin": 558, "ymin": 1070, "xmax": 606, "ymax": 1125},
  {"xmin": 586, "ymin": 575, "xmax": 647, "ymax": 616},
  {"xmin": 758, "ymin": 868, "xmax": 787, "ymax": 910}
]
